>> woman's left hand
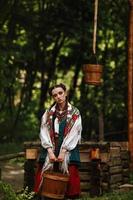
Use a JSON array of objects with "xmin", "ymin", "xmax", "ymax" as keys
[{"xmin": 57, "ymin": 148, "xmax": 67, "ymax": 162}]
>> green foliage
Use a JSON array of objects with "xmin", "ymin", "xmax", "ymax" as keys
[
  {"xmin": 0, "ymin": 0, "xmax": 129, "ymax": 141},
  {"xmin": 0, "ymin": 181, "xmax": 34, "ymax": 200},
  {"xmin": 0, "ymin": 143, "xmax": 23, "ymax": 155},
  {"xmin": 1, "ymin": 181, "xmax": 133, "ymax": 200},
  {"xmin": 16, "ymin": 187, "xmax": 34, "ymax": 200},
  {"xmin": 80, "ymin": 190, "xmax": 133, "ymax": 200},
  {"xmin": 0, "ymin": 181, "xmax": 16, "ymax": 200}
]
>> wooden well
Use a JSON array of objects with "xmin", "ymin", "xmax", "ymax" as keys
[{"xmin": 24, "ymin": 141, "xmax": 130, "ymax": 196}]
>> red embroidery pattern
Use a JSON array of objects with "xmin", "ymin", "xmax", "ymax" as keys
[
  {"xmin": 64, "ymin": 109, "xmax": 79, "ymax": 136},
  {"xmin": 46, "ymin": 110, "xmax": 55, "ymax": 144},
  {"xmin": 45, "ymin": 105, "xmax": 80, "ymax": 142}
]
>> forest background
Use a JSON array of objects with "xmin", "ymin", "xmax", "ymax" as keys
[{"xmin": 0, "ymin": 0, "xmax": 129, "ymax": 146}]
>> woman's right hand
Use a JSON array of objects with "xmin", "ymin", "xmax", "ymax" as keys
[
  {"xmin": 57, "ymin": 148, "xmax": 67, "ymax": 162},
  {"xmin": 47, "ymin": 148, "xmax": 57, "ymax": 162}
]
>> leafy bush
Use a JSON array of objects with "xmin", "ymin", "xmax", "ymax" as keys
[
  {"xmin": 16, "ymin": 188, "xmax": 35, "ymax": 200},
  {"xmin": 0, "ymin": 181, "xmax": 16, "ymax": 200},
  {"xmin": 0, "ymin": 181, "xmax": 34, "ymax": 200}
]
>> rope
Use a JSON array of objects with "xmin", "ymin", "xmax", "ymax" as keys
[{"xmin": 93, "ymin": 0, "xmax": 99, "ymax": 55}]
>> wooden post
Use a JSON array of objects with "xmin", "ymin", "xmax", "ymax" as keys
[
  {"xmin": 98, "ymin": 111, "xmax": 104, "ymax": 142},
  {"xmin": 90, "ymin": 159, "xmax": 101, "ymax": 197},
  {"xmin": 128, "ymin": 0, "xmax": 133, "ymax": 169}
]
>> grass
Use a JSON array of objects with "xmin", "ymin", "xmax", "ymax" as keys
[{"xmin": 80, "ymin": 190, "xmax": 133, "ymax": 199}]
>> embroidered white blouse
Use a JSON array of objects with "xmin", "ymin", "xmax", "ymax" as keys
[{"xmin": 40, "ymin": 103, "xmax": 82, "ymax": 173}]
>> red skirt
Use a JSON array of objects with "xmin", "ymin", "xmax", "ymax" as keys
[
  {"xmin": 33, "ymin": 164, "xmax": 80, "ymax": 197},
  {"xmin": 34, "ymin": 164, "xmax": 43, "ymax": 193},
  {"xmin": 66, "ymin": 165, "xmax": 81, "ymax": 197}
]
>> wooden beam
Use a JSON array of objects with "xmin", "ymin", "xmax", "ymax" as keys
[
  {"xmin": 0, "ymin": 152, "xmax": 24, "ymax": 161},
  {"xmin": 128, "ymin": 0, "xmax": 133, "ymax": 169}
]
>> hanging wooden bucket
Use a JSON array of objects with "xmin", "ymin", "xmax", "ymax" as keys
[
  {"xmin": 26, "ymin": 148, "xmax": 39, "ymax": 159},
  {"xmin": 83, "ymin": 64, "xmax": 103, "ymax": 85},
  {"xmin": 41, "ymin": 172, "xmax": 69, "ymax": 199}
]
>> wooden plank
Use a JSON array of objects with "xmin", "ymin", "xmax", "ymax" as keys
[
  {"xmin": 122, "ymin": 169, "xmax": 130, "ymax": 177},
  {"xmin": 119, "ymin": 142, "xmax": 129, "ymax": 150},
  {"xmin": 109, "ymin": 166, "xmax": 122, "ymax": 174},
  {"xmin": 80, "ymin": 191, "xmax": 89, "ymax": 196},
  {"xmin": 80, "ymin": 182, "xmax": 90, "ymax": 190},
  {"xmin": 79, "ymin": 142, "xmax": 109, "ymax": 153},
  {"xmin": 101, "ymin": 182, "xmax": 109, "ymax": 192},
  {"xmin": 80, "ymin": 171, "xmax": 91, "ymax": 181},
  {"xmin": 110, "ymin": 142, "xmax": 128, "ymax": 149},
  {"xmin": 79, "ymin": 162, "xmax": 91, "ymax": 171},
  {"xmin": 0, "ymin": 152, "xmax": 25, "ymax": 161},
  {"xmin": 123, "ymin": 177, "xmax": 130, "ymax": 183},
  {"xmin": 128, "ymin": 0, "xmax": 133, "ymax": 169},
  {"xmin": 119, "ymin": 183, "xmax": 133, "ymax": 192},
  {"xmin": 24, "ymin": 141, "xmax": 40, "ymax": 146},
  {"xmin": 110, "ymin": 182, "xmax": 122, "ymax": 190},
  {"xmin": 109, "ymin": 157, "xmax": 121, "ymax": 167},
  {"xmin": 80, "ymin": 150, "xmax": 90, "ymax": 162},
  {"xmin": 110, "ymin": 174, "xmax": 123, "ymax": 184},
  {"xmin": 109, "ymin": 147, "xmax": 120, "ymax": 156},
  {"xmin": 100, "ymin": 152, "xmax": 110, "ymax": 162},
  {"xmin": 121, "ymin": 160, "xmax": 129, "ymax": 168},
  {"xmin": 121, "ymin": 150, "xmax": 130, "ymax": 160}
]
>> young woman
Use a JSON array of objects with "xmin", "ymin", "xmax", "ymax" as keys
[{"xmin": 34, "ymin": 83, "xmax": 82, "ymax": 199}]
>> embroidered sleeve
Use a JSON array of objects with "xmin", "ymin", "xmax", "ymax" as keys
[
  {"xmin": 40, "ymin": 110, "xmax": 53, "ymax": 149},
  {"xmin": 61, "ymin": 114, "xmax": 82, "ymax": 151}
]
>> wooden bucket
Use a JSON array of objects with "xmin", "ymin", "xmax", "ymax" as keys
[
  {"xmin": 26, "ymin": 148, "xmax": 38, "ymax": 159},
  {"xmin": 41, "ymin": 172, "xmax": 69, "ymax": 199},
  {"xmin": 83, "ymin": 64, "xmax": 103, "ymax": 85}
]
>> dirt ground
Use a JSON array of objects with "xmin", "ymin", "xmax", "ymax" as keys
[{"xmin": 0, "ymin": 160, "xmax": 24, "ymax": 191}]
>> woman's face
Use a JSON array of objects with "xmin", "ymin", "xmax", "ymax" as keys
[{"xmin": 51, "ymin": 87, "xmax": 67, "ymax": 105}]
